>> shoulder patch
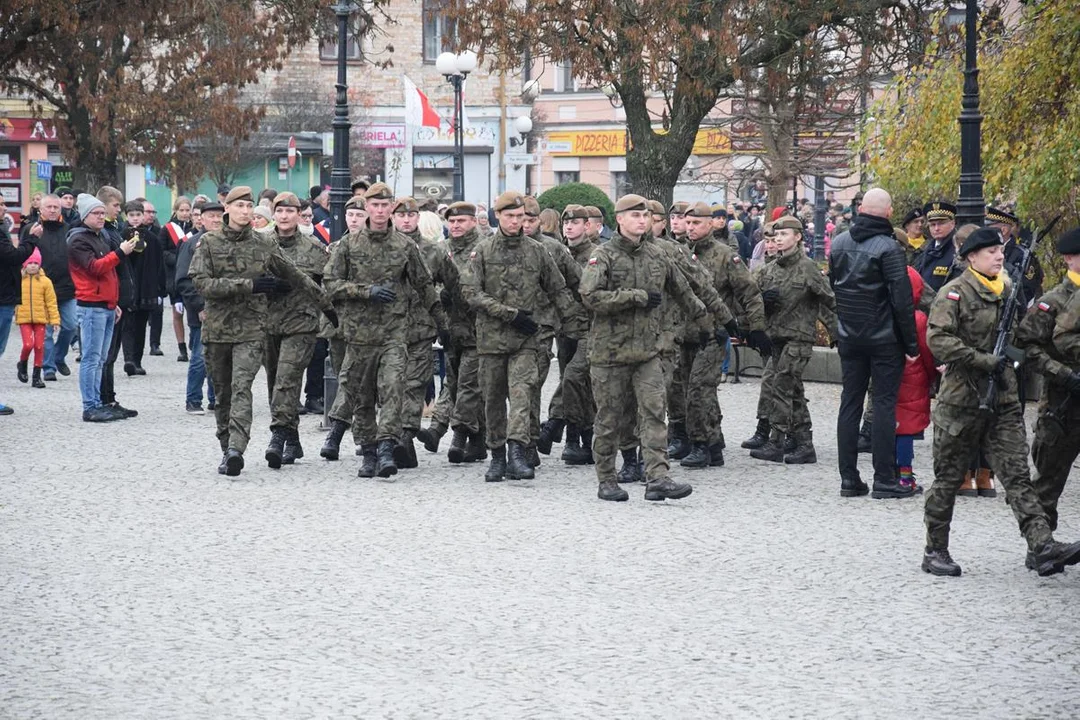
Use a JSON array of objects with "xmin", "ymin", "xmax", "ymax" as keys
[
  {"xmin": 732, "ymin": 256, "xmax": 741, "ymax": 264},
  {"xmin": 195, "ymin": 239, "xmax": 201, "ymax": 248},
  {"xmin": 588, "ymin": 257, "xmax": 598, "ymax": 265},
  {"xmin": 691, "ymin": 254, "xmax": 698, "ymax": 262},
  {"xmin": 1038, "ymin": 301, "xmax": 1051, "ymax": 312},
  {"xmin": 946, "ymin": 290, "xmax": 961, "ymax": 301},
  {"xmin": 469, "ymin": 251, "xmax": 477, "ymax": 259}
]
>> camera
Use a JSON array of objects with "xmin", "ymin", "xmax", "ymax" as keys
[{"xmin": 122, "ymin": 225, "xmax": 147, "ymax": 252}]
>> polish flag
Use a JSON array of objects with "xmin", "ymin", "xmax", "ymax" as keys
[{"xmin": 403, "ymin": 76, "xmax": 442, "ymax": 128}]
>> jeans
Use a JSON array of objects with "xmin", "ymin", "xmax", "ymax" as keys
[
  {"xmin": 837, "ymin": 341, "xmax": 905, "ymax": 485},
  {"xmin": 45, "ymin": 298, "xmax": 78, "ymax": 372},
  {"xmin": 0, "ymin": 304, "xmax": 14, "ymax": 359},
  {"xmin": 721, "ymin": 338, "xmax": 733, "ymax": 374},
  {"xmin": 186, "ymin": 325, "xmax": 215, "ymax": 406},
  {"xmin": 895, "ymin": 434, "xmax": 915, "ymax": 468},
  {"xmin": 79, "ymin": 306, "xmax": 115, "ymax": 411},
  {"xmin": 100, "ymin": 312, "xmax": 125, "ymax": 406}
]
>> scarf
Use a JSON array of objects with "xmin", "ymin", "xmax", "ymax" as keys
[{"xmin": 969, "ymin": 267, "xmax": 1004, "ymax": 296}]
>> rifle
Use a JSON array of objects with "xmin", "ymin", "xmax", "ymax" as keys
[{"xmin": 979, "ymin": 215, "xmax": 1061, "ymax": 413}]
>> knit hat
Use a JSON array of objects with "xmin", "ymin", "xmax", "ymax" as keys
[
  {"xmin": 253, "ymin": 205, "xmax": 273, "ymax": 222},
  {"xmin": 76, "ymin": 193, "xmax": 105, "ymax": 221},
  {"xmin": 23, "ymin": 247, "xmax": 42, "ymax": 268}
]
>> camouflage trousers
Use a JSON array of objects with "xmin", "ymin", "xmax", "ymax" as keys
[
  {"xmin": 561, "ymin": 337, "xmax": 595, "ymax": 428},
  {"xmin": 479, "ymin": 349, "xmax": 537, "ymax": 448},
  {"xmin": 1031, "ymin": 394, "xmax": 1080, "ymax": 532},
  {"xmin": 926, "ymin": 402, "xmax": 1052, "ymax": 551},
  {"xmin": 263, "ymin": 332, "xmax": 317, "ymax": 432},
  {"xmin": 681, "ymin": 340, "xmax": 727, "ymax": 445},
  {"xmin": 768, "ymin": 342, "xmax": 813, "ymax": 437},
  {"xmin": 529, "ymin": 334, "xmax": 555, "ymax": 441},
  {"xmin": 430, "ymin": 345, "xmax": 456, "ymax": 433},
  {"xmin": 331, "ymin": 342, "xmax": 407, "ymax": 444},
  {"xmin": 546, "ymin": 336, "xmax": 578, "ymax": 421},
  {"xmin": 205, "ymin": 339, "xmax": 265, "ymax": 454},
  {"xmin": 666, "ymin": 345, "xmax": 686, "ymax": 425},
  {"xmin": 593, "ymin": 356, "xmax": 669, "ymax": 483},
  {"xmin": 449, "ymin": 346, "xmax": 484, "ymax": 435},
  {"xmin": 402, "ymin": 338, "xmax": 435, "ymax": 434},
  {"xmin": 756, "ymin": 354, "xmax": 777, "ymax": 420},
  {"xmin": 618, "ymin": 348, "xmax": 676, "ymax": 452}
]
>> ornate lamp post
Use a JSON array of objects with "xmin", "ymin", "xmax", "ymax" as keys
[
  {"xmin": 329, "ymin": 0, "xmax": 358, "ymax": 241},
  {"xmin": 436, "ymin": 51, "xmax": 477, "ymax": 202},
  {"xmin": 955, "ymin": 0, "xmax": 985, "ymax": 227}
]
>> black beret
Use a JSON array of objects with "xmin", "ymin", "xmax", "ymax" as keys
[
  {"xmin": 1056, "ymin": 227, "xmax": 1080, "ymax": 255},
  {"xmin": 959, "ymin": 226, "xmax": 1003, "ymax": 257},
  {"xmin": 900, "ymin": 207, "xmax": 924, "ymax": 226}
]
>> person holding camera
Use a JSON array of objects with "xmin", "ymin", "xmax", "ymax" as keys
[{"xmin": 118, "ymin": 200, "xmax": 166, "ymax": 377}]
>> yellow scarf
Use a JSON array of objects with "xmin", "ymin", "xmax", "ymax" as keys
[
  {"xmin": 1068, "ymin": 270, "xmax": 1080, "ymax": 287},
  {"xmin": 908, "ymin": 235, "xmax": 926, "ymax": 251},
  {"xmin": 969, "ymin": 267, "xmax": 1005, "ymax": 296}
]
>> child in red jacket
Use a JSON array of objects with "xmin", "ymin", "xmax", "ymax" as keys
[{"xmin": 895, "ymin": 267, "xmax": 939, "ymax": 492}]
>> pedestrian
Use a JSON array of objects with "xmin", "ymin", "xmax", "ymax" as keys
[
  {"xmin": 539, "ymin": 208, "xmax": 561, "ymax": 240},
  {"xmin": 893, "ymin": 267, "xmax": 938, "ymax": 493},
  {"xmin": 922, "ymin": 226, "xmax": 1080, "ymax": 577},
  {"xmin": 56, "ymin": 187, "xmax": 79, "ymax": 225},
  {"xmin": 579, "ymin": 193, "xmax": 707, "ymax": 502},
  {"xmin": 119, "ymin": 200, "xmax": 166, "ymax": 377},
  {"xmin": 20, "ymin": 193, "xmax": 75, "ymax": 382},
  {"xmin": 189, "ymin": 186, "xmax": 331, "ymax": 477},
  {"xmin": 252, "ymin": 205, "xmax": 273, "ymax": 231},
  {"xmin": 162, "ymin": 196, "xmax": 193, "ymax": 362},
  {"xmin": 0, "ymin": 195, "xmax": 37, "ymax": 415},
  {"xmin": 828, "ymin": 188, "xmax": 919, "ymax": 498},
  {"xmin": 94, "ymin": 186, "xmax": 139, "ymax": 419},
  {"xmin": 913, "ymin": 201, "xmax": 957, "ymax": 293},
  {"xmin": 173, "ymin": 200, "xmax": 219, "ymax": 415},
  {"xmin": 67, "ymin": 192, "xmax": 138, "ymax": 422},
  {"xmin": 460, "ymin": 190, "xmax": 571, "ymax": 482},
  {"xmin": 14, "ymin": 248, "xmax": 60, "ymax": 388}
]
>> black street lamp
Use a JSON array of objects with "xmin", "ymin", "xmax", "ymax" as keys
[
  {"xmin": 437, "ymin": 51, "xmax": 477, "ymax": 202},
  {"xmin": 329, "ymin": 0, "xmax": 357, "ymax": 241},
  {"xmin": 955, "ymin": 0, "xmax": 985, "ymax": 227}
]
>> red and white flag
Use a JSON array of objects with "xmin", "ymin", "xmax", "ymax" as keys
[{"xmin": 403, "ymin": 76, "xmax": 442, "ymax": 129}]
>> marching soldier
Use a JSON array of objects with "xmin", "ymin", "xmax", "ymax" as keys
[
  {"xmin": 462, "ymin": 191, "xmax": 572, "ymax": 482},
  {"xmin": 913, "ymin": 201, "xmax": 957, "ymax": 293},
  {"xmin": 322, "ymin": 183, "xmax": 448, "ymax": 480},
  {"xmin": 579, "ymin": 194, "xmax": 707, "ymax": 502},
  {"xmin": 189, "ymin": 186, "xmax": 331, "ymax": 477},
  {"xmin": 583, "ymin": 206, "xmax": 605, "ymax": 243},
  {"xmin": 923, "ymin": 226, "xmax": 1080, "ymax": 577},
  {"xmin": 667, "ymin": 201, "xmax": 689, "ymax": 243},
  {"xmin": 744, "ymin": 222, "xmax": 779, "ymax": 449},
  {"xmin": 648, "ymin": 200, "xmax": 667, "ymax": 240},
  {"xmin": 261, "ymin": 191, "xmax": 336, "ymax": 468},
  {"xmin": 1017, "ymin": 228, "xmax": 1080, "ymax": 536}
]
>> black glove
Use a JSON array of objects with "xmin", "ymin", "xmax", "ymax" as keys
[
  {"xmin": 724, "ymin": 320, "xmax": 740, "ymax": 341},
  {"xmin": 714, "ymin": 326, "xmax": 729, "ymax": 347},
  {"xmin": 761, "ymin": 288, "xmax": 781, "ymax": 315},
  {"xmin": 438, "ymin": 329, "xmax": 452, "ymax": 348},
  {"xmin": 273, "ymin": 278, "xmax": 292, "ymax": 295},
  {"xmin": 645, "ymin": 291, "xmax": 663, "ymax": 309},
  {"xmin": 252, "ymin": 276, "xmax": 278, "ymax": 295},
  {"xmin": 698, "ymin": 331, "xmax": 712, "ymax": 348},
  {"xmin": 509, "ymin": 309, "xmax": 539, "ymax": 335},
  {"xmin": 563, "ymin": 337, "xmax": 579, "ymax": 362},
  {"xmin": 1064, "ymin": 371, "xmax": 1080, "ymax": 393},
  {"xmin": 439, "ymin": 287, "xmax": 453, "ymax": 309},
  {"xmin": 992, "ymin": 353, "xmax": 1009, "ymax": 376},
  {"xmin": 370, "ymin": 285, "xmax": 396, "ymax": 303},
  {"xmin": 323, "ymin": 308, "xmax": 339, "ymax": 328},
  {"xmin": 747, "ymin": 329, "xmax": 773, "ymax": 356}
]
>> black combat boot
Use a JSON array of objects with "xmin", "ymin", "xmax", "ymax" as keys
[
  {"xmin": 392, "ymin": 439, "xmax": 410, "ymax": 468},
  {"xmin": 485, "ymin": 446, "xmax": 507, "ymax": 482},
  {"xmin": 922, "ymin": 547, "xmax": 962, "ymax": 576},
  {"xmin": 784, "ymin": 433, "xmax": 817, "ymax": 464},
  {"xmin": 282, "ymin": 429, "xmax": 304, "ymax": 465},
  {"xmin": 320, "ymin": 419, "xmax": 348, "ymax": 461},
  {"xmin": 447, "ymin": 429, "xmax": 469, "ymax": 463},
  {"xmin": 680, "ymin": 442, "xmax": 711, "ymax": 468},
  {"xmin": 563, "ymin": 427, "xmax": 594, "ymax": 465},
  {"xmin": 857, "ymin": 420, "xmax": 872, "ymax": 454},
  {"xmin": 357, "ymin": 444, "xmax": 378, "ymax": 478},
  {"xmin": 741, "ymin": 418, "xmax": 770, "ymax": 449},
  {"xmin": 536, "ymin": 418, "xmax": 565, "ymax": 455},
  {"xmin": 218, "ymin": 453, "xmax": 228, "ymax": 475},
  {"xmin": 598, "ymin": 479, "xmax": 630, "ymax": 502},
  {"xmin": 1032, "ymin": 540, "xmax": 1080, "ymax": 577},
  {"xmin": 526, "ymin": 444, "xmax": 541, "ymax": 468},
  {"xmin": 784, "ymin": 434, "xmax": 797, "ymax": 454},
  {"xmin": 750, "ymin": 430, "xmax": 785, "ymax": 463},
  {"xmin": 376, "ymin": 439, "xmax": 398, "ymax": 479},
  {"xmin": 464, "ymin": 432, "xmax": 488, "ymax": 462},
  {"xmin": 224, "ymin": 448, "xmax": 244, "ymax": 477},
  {"xmin": 506, "ymin": 440, "xmax": 535, "ymax": 480},
  {"xmin": 265, "ymin": 428, "xmax": 286, "ymax": 469},
  {"xmin": 416, "ymin": 423, "xmax": 446, "ymax": 453},
  {"xmin": 840, "ymin": 476, "xmax": 870, "ymax": 497},
  {"xmin": 666, "ymin": 421, "xmax": 692, "ymax": 459},
  {"xmin": 560, "ymin": 424, "xmax": 582, "ymax": 463},
  {"xmin": 16, "ymin": 360, "xmax": 28, "ymax": 383},
  {"xmin": 31, "ymin": 367, "xmax": 45, "ymax": 388},
  {"xmin": 644, "ymin": 477, "xmax": 693, "ymax": 501},
  {"xmin": 399, "ymin": 432, "xmax": 418, "ymax": 469},
  {"xmin": 617, "ymin": 447, "xmax": 643, "ymax": 483},
  {"xmin": 708, "ymin": 442, "xmax": 725, "ymax": 467}
]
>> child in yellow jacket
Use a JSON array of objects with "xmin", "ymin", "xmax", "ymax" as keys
[{"xmin": 16, "ymin": 248, "xmax": 60, "ymax": 388}]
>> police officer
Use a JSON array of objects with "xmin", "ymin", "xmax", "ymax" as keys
[
  {"xmin": 913, "ymin": 201, "xmax": 957, "ymax": 293},
  {"xmin": 579, "ymin": 194, "xmax": 707, "ymax": 502},
  {"xmin": 923, "ymin": 226, "xmax": 1080, "ymax": 577},
  {"xmin": 261, "ymin": 191, "xmax": 335, "ymax": 468},
  {"xmin": 988, "ymin": 206, "xmax": 1043, "ymax": 305},
  {"xmin": 189, "ymin": 186, "xmax": 331, "ymax": 477}
]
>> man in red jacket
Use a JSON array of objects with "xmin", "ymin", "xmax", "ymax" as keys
[{"xmin": 68, "ymin": 193, "xmax": 137, "ymax": 422}]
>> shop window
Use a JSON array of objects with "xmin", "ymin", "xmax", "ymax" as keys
[
  {"xmin": 611, "ymin": 171, "xmax": 632, "ymax": 199},
  {"xmin": 555, "ymin": 171, "xmax": 579, "ymax": 185},
  {"xmin": 423, "ymin": 0, "xmax": 457, "ymax": 62}
]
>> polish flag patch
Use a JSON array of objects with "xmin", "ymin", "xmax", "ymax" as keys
[
  {"xmin": 469, "ymin": 251, "xmax": 477, "ymax": 259},
  {"xmin": 588, "ymin": 257, "xmax": 598, "ymax": 265},
  {"xmin": 691, "ymin": 254, "xmax": 698, "ymax": 262},
  {"xmin": 1038, "ymin": 301, "xmax": 1051, "ymax": 312},
  {"xmin": 732, "ymin": 256, "xmax": 741, "ymax": 264},
  {"xmin": 946, "ymin": 290, "xmax": 961, "ymax": 301}
]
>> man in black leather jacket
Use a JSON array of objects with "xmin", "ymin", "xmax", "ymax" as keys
[{"xmin": 829, "ymin": 188, "xmax": 920, "ymax": 499}]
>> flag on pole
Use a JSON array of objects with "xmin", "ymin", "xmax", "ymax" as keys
[{"xmin": 403, "ymin": 76, "xmax": 442, "ymax": 128}]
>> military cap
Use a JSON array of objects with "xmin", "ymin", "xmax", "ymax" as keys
[
  {"xmin": 646, "ymin": 200, "xmax": 666, "ymax": 216},
  {"xmin": 958, "ymin": 226, "xmax": 1003, "ymax": 257},
  {"xmin": 986, "ymin": 206, "xmax": 1019, "ymax": 226},
  {"xmin": 762, "ymin": 221, "xmax": 776, "ymax": 237},
  {"xmin": 773, "ymin": 215, "xmax": 804, "ymax": 232},
  {"xmin": 684, "ymin": 201, "xmax": 714, "ymax": 218},
  {"xmin": 711, "ymin": 205, "xmax": 728, "ymax": 219},
  {"xmin": 309, "ymin": 185, "xmax": 325, "ymax": 201},
  {"xmin": 272, "ymin": 191, "xmax": 302, "ymax": 209},
  {"xmin": 1056, "ymin": 227, "xmax": 1080, "ymax": 255},
  {"xmin": 494, "ymin": 191, "xmax": 526, "ymax": 212},
  {"xmin": 216, "ymin": 184, "xmax": 231, "ymax": 196},
  {"xmin": 923, "ymin": 200, "xmax": 957, "ymax": 221},
  {"xmin": 561, "ymin": 204, "xmax": 590, "ymax": 220},
  {"xmin": 668, "ymin": 201, "xmax": 689, "ymax": 216},
  {"xmin": 224, "ymin": 186, "xmax": 254, "ymax": 204},
  {"xmin": 583, "ymin": 205, "xmax": 604, "ymax": 219},
  {"xmin": 350, "ymin": 179, "xmax": 370, "ymax": 193},
  {"xmin": 523, "ymin": 196, "xmax": 542, "ymax": 216},
  {"xmin": 445, "ymin": 201, "xmax": 476, "ymax": 218},
  {"xmin": 900, "ymin": 207, "xmax": 924, "ymax": 227},
  {"xmin": 392, "ymin": 196, "xmax": 420, "ymax": 214},
  {"xmin": 364, "ymin": 182, "xmax": 394, "ymax": 200},
  {"xmin": 344, "ymin": 196, "xmax": 366, "ymax": 211},
  {"xmin": 614, "ymin": 194, "xmax": 649, "ymax": 213}
]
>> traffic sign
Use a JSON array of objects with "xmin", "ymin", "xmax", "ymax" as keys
[{"xmin": 287, "ymin": 136, "xmax": 297, "ymax": 168}]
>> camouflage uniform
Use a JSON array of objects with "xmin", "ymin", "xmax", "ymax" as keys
[
  {"xmin": 925, "ymin": 269, "xmax": 1053, "ymax": 552},
  {"xmin": 559, "ymin": 238, "xmax": 599, "ymax": 430},
  {"xmin": 401, "ymin": 228, "xmax": 445, "ymax": 439},
  {"xmin": 324, "ymin": 223, "xmax": 446, "ymax": 445},
  {"xmin": 190, "ymin": 223, "xmax": 327, "ymax": 454},
  {"xmin": 751, "ymin": 256, "xmax": 779, "ymax": 425}
]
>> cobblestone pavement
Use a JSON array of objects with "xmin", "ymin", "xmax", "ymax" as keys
[{"xmin": 3, "ymin": 331, "xmax": 1080, "ymax": 719}]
